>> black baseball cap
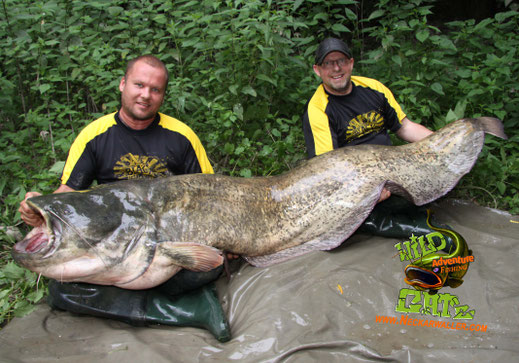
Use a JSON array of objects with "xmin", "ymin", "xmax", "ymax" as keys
[{"xmin": 315, "ymin": 38, "xmax": 352, "ymax": 65}]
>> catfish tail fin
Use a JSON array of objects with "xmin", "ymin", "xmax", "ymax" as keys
[
  {"xmin": 384, "ymin": 117, "xmax": 506, "ymax": 206},
  {"xmin": 470, "ymin": 117, "xmax": 507, "ymax": 140}
]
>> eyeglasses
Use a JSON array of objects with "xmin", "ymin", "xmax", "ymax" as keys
[{"xmin": 320, "ymin": 58, "xmax": 350, "ymax": 70}]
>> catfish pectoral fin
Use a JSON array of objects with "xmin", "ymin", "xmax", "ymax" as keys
[{"xmin": 157, "ymin": 242, "xmax": 224, "ymax": 272}]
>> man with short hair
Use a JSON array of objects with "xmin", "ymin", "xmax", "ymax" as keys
[
  {"xmin": 21, "ymin": 55, "xmax": 213, "ymax": 210},
  {"xmin": 18, "ymin": 55, "xmax": 230, "ymax": 341}
]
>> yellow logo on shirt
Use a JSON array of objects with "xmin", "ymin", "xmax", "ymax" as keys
[
  {"xmin": 113, "ymin": 153, "xmax": 168, "ymax": 180},
  {"xmin": 346, "ymin": 111, "xmax": 384, "ymax": 141}
]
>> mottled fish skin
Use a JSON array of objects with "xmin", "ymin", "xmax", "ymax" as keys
[{"xmin": 12, "ymin": 118, "xmax": 506, "ymax": 288}]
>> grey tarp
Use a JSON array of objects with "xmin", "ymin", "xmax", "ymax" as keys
[{"xmin": 1, "ymin": 200, "xmax": 518, "ymax": 362}]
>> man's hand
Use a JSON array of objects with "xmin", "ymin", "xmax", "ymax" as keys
[
  {"xmin": 18, "ymin": 192, "xmax": 43, "ymax": 227},
  {"xmin": 18, "ymin": 184, "xmax": 75, "ymax": 227},
  {"xmin": 378, "ymin": 188, "xmax": 391, "ymax": 203}
]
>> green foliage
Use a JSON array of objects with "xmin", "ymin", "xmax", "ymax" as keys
[
  {"xmin": 0, "ymin": 261, "xmax": 45, "ymax": 326},
  {"xmin": 0, "ymin": 0, "xmax": 518, "ymax": 327},
  {"xmin": 357, "ymin": 0, "xmax": 519, "ymax": 213},
  {"xmin": 0, "ymin": 229, "xmax": 45, "ymax": 327},
  {"xmin": 158, "ymin": 0, "xmax": 312, "ymax": 174}
]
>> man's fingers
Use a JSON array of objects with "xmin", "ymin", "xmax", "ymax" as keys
[
  {"xmin": 377, "ymin": 188, "xmax": 391, "ymax": 203},
  {"xmin": 19, "ymin": 192, "xmax": 44, "ymax": 227},
  {"xmin": 23, "ymin": 191, "xmax": 42, "ymax": 201}
]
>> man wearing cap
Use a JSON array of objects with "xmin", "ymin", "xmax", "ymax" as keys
[
  {"xmin": 302, "ymin": 38, "xmax": 452, "ymax": 239},
  {"xmin": 303, "ymin": 37, "xmax": 432, "ymax": 201},
  {"xmin": 303, "ymin": 37, "xmax": 432, "ymax": 160}
]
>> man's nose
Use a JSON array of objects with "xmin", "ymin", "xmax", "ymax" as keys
[{"xmin": 141, "ymin": 87, "xmax": 151, "ymax": 98}]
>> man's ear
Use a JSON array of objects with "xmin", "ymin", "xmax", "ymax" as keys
[
  {"xmin": 312, "ymin": 64, "xmax": 322, "ymax": 78},
  {"xmin": 119, "ymin": 76, "xmax": 126, "ymax": 92}
]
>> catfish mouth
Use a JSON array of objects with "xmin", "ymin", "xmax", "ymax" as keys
[
  {"xmin": 12, "ymin": 202, "xmax": 61, "ymax": 259},
  {"xmin": 404, "ymin": 265, "xmax": 444, "ymax": 290}
]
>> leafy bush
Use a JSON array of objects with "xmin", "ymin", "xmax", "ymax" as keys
[
  {"xmin": 0, "ymin": 0, "xmax": 517, "ymax": 327},
  {"xmin": 356, "ymin": 1, "xmax": 519, "ymax": 212},
  {"xmin": 0, "ymin": 228, "xmax": 45, "ymax": 326}
]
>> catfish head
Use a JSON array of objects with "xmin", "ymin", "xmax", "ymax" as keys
[{"xmin": 12, "ymin": 186, "xmax": 156, "ymax": 286}]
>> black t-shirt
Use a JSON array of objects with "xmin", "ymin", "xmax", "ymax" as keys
[
  {"xmin": 302, "ymin": 76, "xmax": 406, "ymax": 158},
  {"xmin": 61, "ymin": 112, "xmax": 213, "ymax": 190}
]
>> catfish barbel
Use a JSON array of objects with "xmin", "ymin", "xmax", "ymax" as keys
[{"xmin": 12, "ymin": 117, "xmax": 506, "ymax": 289}]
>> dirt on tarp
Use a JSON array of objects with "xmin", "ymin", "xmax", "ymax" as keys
[{"xmin": 1, "ymin": 199, "xmax": 517, "ymax": 362}]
